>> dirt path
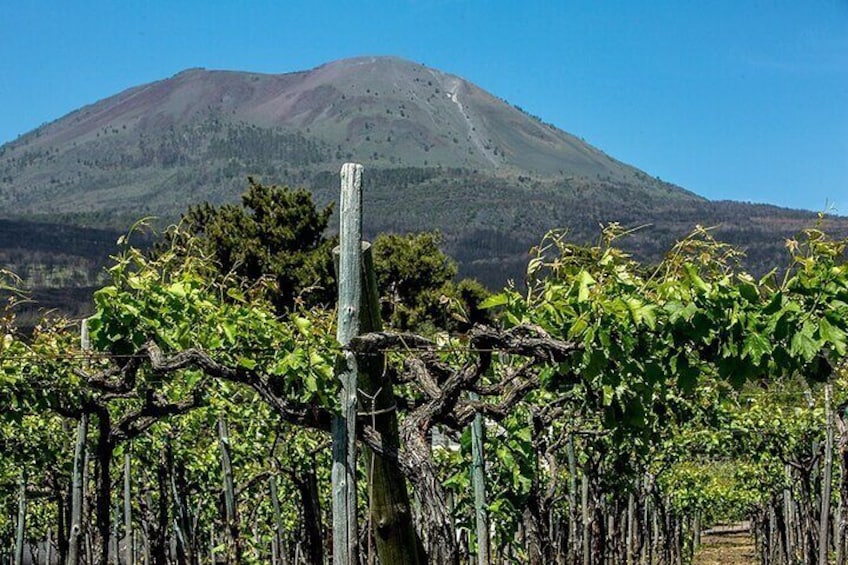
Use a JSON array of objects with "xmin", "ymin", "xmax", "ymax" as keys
[{"xmin": 693, "ymin": 532, "xmax": 758, "ymax": 565}]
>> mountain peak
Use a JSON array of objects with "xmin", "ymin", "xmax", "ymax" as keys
[
  {"xmin": 0, "ymin": 56, "xmax": 698, "ymax": 226},
  {"xmin": 317, "ymin": 55, "xmax": 425, "ymax": 71},
  {"xmin": 2, "ymin": 57, "xmax": 842, "ymax": 289},
  {"xmin": 173, "ymin": 67, "xmax": 208, "ymax": 76},
  {"xmin": 4, "ymin": 56, "xmax": 663, "ymax": 182}
]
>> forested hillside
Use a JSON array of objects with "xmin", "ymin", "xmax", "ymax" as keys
[{"xmin": 1, "ymin": 56, "xmax": 845, "ymax": 316}]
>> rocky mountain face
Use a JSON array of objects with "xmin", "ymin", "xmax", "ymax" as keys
[{"xmin": 0, "ymin": 56, "xmax": 844, "ymax": 298}]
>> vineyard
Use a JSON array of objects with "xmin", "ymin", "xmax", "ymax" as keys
[{"xmin": 2, "ymin": 165, "xmax": 848, "ymax": 565}]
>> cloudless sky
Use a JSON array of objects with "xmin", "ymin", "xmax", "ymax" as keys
[{"xmin": 1, "ymin": 1, "xmax": 846, "ymax": 213}]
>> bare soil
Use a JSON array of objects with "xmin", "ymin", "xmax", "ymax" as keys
[{"xmin": 693, "ymin": 532, "xmax": 757, "ymax": 565}]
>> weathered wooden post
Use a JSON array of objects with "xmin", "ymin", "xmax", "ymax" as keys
[
  {"xmin": 567, "ymin": 435, "xmax": 579, "ymax": 565},
  {"xmin": 333, "ymin": 163, "xmax": 363, "ymax": 564},
  {"xmin": 820, "ymin": 384, "xmax": 834, "ymax": 565},
  {"xmin": 582, "ymin": 472, "xmax": 590, "ymax": 565},
  {"xmin": 627, "ymin": 491, "xmax": 636, "ymax": 563},
  {"xmin": 469, "ymin": 392, "xmax": 490, "ymax": 565},
  {"xmin": 123, "ymin": 449, "xmax": 134, "ymax": 565},
  {"xmin": 835, "ymin": 401, "xmax": 848, "ymax": 565},
  {"xmin": 67, "ymin": 321, "xmax": 90, "ymax": 565},
  {"xmin": 331, "ymin": 163, "xmax": 424, "ymax": 564},
  {"xmin": 218, "ymin": 414, "xmax": 241, "ymax": 562},
  {"xmin": 269, "ymin": 475, "xmax": 283, "ymax": 565},
  {"xmin": 208, "ymin": 523, "xmax": 215, "ymax": 565},
  {"xmin": 14, "ymin": 470, "xmax": 26, "ymax": 565}
]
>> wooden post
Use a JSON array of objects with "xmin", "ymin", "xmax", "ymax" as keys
[
  {"xmin": 769, "ymin": 505, "xmax": 777, "ymax": 564},
  {"xmin": 84, "ymin": 451, "xmax": 94, "ymax": 564},
  {"xmin": 68, "ymin": 321, "xmax": 90, "ymax": 565},
  {"xmin": 835, "ymin": 401, "xmax": 848, "ymax": 565},
  {"xmin": 627, "ymin": 491, "xmax": 636, "ymax": 564},
  {"xmin": 333, "ymin": 162, "xmax": 363, "ymax": 564},
  {"xmin": 110, "ymin": 500, "xmax": 120, "ymax": 565},
  {"xmin": 124, "ymin": 450, "xmax": 134, "ymax": 565},
  {"xmin": 269, "ymin": 475, "xmax": 283, "ymax": 565},
  {"xmin": 836, "ymin": 500, "xmax": 842, "ymax": 563},
  {"xmin": 469, "ymin": 392, "xmax": 490, "ymax": 565},
  {"xmin": 785, "ymin": 463, "xmax": 795, "ymax": 562},
  {"xmin": 332, "ymin": 238, "xmax": 425, "ymax": 564},
  {"xmin": 642, "ymin": 500, "xmax": 649, "ymax": 565},
  {"xmin": 820, "ymin": 384, "xmax": 834, "ymax": 565},
  {"xmin": 169, "ymin": 446, "xmax": 194, "ymax": 564},
  {"xmin": 607, "ymin": 511, "xmax": 615, "ymax": 565},
  {"xmin": 14, "ymin": 471, "xmax": 26, "ymax": 565},
  {"xmin": 218, "ymin": 414, "xmax": 240, "ymax": 561},
  {"xmin": 567, "ymin": 436, "xmax": 579, "ymax": 565},
  {"xmin": 693, "ymin": 509, "xmax": 701, "ymax": 551},
  {"xmin": 209, "ymin": 523, "xmax": 215, "ymax": 565},
  {"xmin": 582, "ymin": 473, "xmax": 590, "ymax": 565}
]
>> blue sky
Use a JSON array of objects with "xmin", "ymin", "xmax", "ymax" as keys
[{"xmin": 1, "ymin": 1, "xmax": 846, "ymax": 213}]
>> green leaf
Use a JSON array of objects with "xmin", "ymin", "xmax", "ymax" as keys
[
  {"xmin": 626, "ymin": 298, "xmax": 642, "ymax": 322},
  {"xmin": 742, "ymin": 332, "xmax": 771, "ymax": 363},
  {"xmin": 667, "ymin": 301, "xmax": 698, "ymax": 323},
  {"xmin": 237, "ymin": 357, "xmax": 257, "ymax": 370},
  {"xmin": 640, "ymin": 304, "xmax": 657, "ymax": 330},
  {"xmin": 304, "ymin": 374, "xmax": 318, "ymax": 394},
  {"xmin": 790, "ymin": 322, "xmax": 819, "ymax": 362},
  {"xmin": 674, "ymin": 354, "xmax": 699, "ymax": 394},
  {"xmin": 623, "ymin": 399, "xmax": 646, "ymax": 429},
  {"xmin": 627, "ymin": 299, "xmax": 657, "ymax": 329},
  {"xmin": 664, "ymin": 300, "xmax": 684, "ymax": 319},
  {"xmin": 459, "ymin": 427, "xmax": 472, "ymax": 453},
  {"xmin": 568, "ymin": 317, "xmax": 588, "ymax": 339},
  {"xmin": 684, "ymin": 264, "xmax": 709, "ymax": 293},
  {"xmin": 819, "ymin": 317, "xmax": 847, "ymax": 356},
  {"xmin": 515, "ymin": 471, "xmax": 532, "ymax": 492},
  {"xmin": 576, "ymin": 270, "xmax": 595, "ymax": 302},
  {"xmin": 221, "ymin": 321, "xmax": 236, "ymax": 344},
  {"xmin": 738, "ymin": 280, "xmax": 759, "ymax": 302},
  {"xmin": 294, "ymin": 316, "xmax": 312, "ymax": 336},
  {"xmin": 602, "ymin": 384, "xmax": 614, "ymax": 407},
  {"xmin": 762, "ymin": 291, "xmax": 783, "ymax": 314},
  {"xmin": 497, "ymin": 446, "xmax": 515, "ymax": 468},
  {"xmin": 226, "ymin": 287, "xmax": 245, "ymax": 302},
  {"xmin": 167, "ymin": 282, "xmax": 188, "ymax": 298},
  {"xmin": 479, "ymin": 293, "xmax": 509, "ymax": 309}
]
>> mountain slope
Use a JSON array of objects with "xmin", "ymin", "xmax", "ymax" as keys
[
  {"xmin": 0, "ymin": 56, "xmax": 845, "ymax": 293},
  {"xmin": 0, "ymin": 57, "xmax": 697, "ymax": 221}
]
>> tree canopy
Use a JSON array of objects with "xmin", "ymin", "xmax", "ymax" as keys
[
  {"xmin": 168, "ymin": 178, "xmax": 489, "ymax": 331},
  {"xmin": 170, "ymin": 177, "xmax": 337, "ymax": 311}
]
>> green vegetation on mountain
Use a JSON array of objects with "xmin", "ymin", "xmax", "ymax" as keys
[{"xmin": 0, "ymin": 56, "xmax": 846, "ymax": 316}]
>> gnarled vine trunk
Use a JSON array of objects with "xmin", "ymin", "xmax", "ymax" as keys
[{"xmin": 399, "ymin": 417, "xmax": 459, "ymax": 565}]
